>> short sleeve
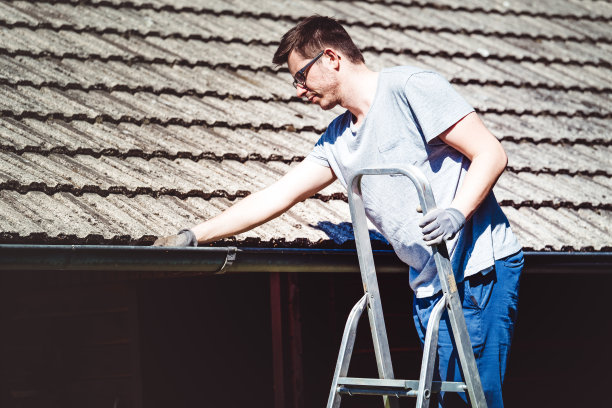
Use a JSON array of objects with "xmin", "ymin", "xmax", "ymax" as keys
[
  {"xmin": 304, "ymin": 135, "xmax": 330, "ymax": 167},
  {"xmin": 404, "ymin": 71, "xmax": 474, "ymax": 143}
]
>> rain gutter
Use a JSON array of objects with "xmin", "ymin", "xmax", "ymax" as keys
[
  {"xmin": 0, "ymin": 244, "xmax": 407, "ymax": 274},
  {"xmin": 0, "ymin": 245, "xmax": 611, "ymax": 274}
]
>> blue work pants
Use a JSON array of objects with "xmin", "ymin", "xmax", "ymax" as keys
[{"xmin": 412, "ymin": 250, "xmax": 524, "ymax": 408}]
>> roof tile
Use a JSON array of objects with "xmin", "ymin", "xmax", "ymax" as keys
[{"xmin": 0, "ymin": 0, "xmax": 609, "ymax": 253}]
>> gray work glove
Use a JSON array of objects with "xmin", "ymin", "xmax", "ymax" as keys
[
  {"xmin": 418, "ymin": 208, "xmax": 465, "ymax": 246},
  {"xmin": 153, "ymin": 229, "xmax": 198, "ymax": 247}
]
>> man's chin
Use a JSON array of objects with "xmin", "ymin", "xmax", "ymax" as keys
[{"xmin": 318, "ymin": 100, "xmax": 336, "ymax": 111}]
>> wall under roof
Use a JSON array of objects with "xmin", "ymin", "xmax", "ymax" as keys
[{"xmin": 0, "ymin": 0, "xmax": 610, "ymax": 252}]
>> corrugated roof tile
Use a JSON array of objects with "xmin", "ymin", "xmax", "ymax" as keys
[
  {"xmin": 0, "ymin": 118, "xmax": 319, "ymax": 156},
  {"xmin": 0, "ymin": 0, "xmax": 609, "ymax": 253},
  {"xmin": 495, "ymin": 173, "xmax": 611, "ymax": 206},
  {"xmin": 3, "ymin": 55, "xmax": 608, "ymax": 98},
  {"xmin": 505, "ymin": 207, "xmax": 611, "ymax": 250},
  {"xmin": 503, "ymin": 142, "xmax": 612, "ymax": 174}
]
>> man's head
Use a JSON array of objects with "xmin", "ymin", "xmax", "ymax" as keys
[
  {"xmin": 273, "ymin": 16, "xmax": 365, "ymax": 109},
  {"xmin": 272, "ymin": 15, "xmax": 364, "ymax": 67}
]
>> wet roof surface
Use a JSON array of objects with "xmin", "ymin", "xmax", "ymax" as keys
[{"xmin": 0, "ymin": 0, "xmax": 610, "ymax": 251}]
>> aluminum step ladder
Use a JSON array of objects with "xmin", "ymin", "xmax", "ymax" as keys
[{"xmin": 327, "ymin": 165, "xmax": 488, "ymax": 408}]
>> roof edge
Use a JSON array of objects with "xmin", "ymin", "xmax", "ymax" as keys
[
  {"xmin": 0, "ymin": 244, "xmax": 407, "ymax": 274},
  {"xmin": 523, "ymin": 251, "xmax": 612, "ymax": 273},
  {"xmin": 1, "ymin": 245, "xmax": 611, "ymax": 275}
]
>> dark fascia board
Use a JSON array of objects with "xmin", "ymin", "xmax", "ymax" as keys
[
  {"xmin": 0, "ymin": 245, "xmax": 406, "ymax": 274},
  {"xmin": 0, "ymin": 245, "xmax": 610, "ymax": 274},
  {"xmin": 522, "ymin": 251, "xmax": 612, "ymax": 273}
]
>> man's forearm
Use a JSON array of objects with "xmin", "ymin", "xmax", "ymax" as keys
[
  {"xmin": 191, "ymin": 186, "xmax": 292, "ymax": 244},
  {"xmin": 450, "ymin": 144, "xmax": 507, "ymax": 220},
  {"xmin": 152, "ymin": 161, "xmax": 336, "ymax": 247},
  {"xmin": 187, "ymin": 160, "xmax": 337, "ymax": 245},
  {"xmin": 438, "ymin": 112, "xmax": 508, "ymax": 221}
]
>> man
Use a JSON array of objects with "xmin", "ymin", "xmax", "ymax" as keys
[{"xmin": 154, "ymin": 16, "xmax": 523, "ymax": 408}]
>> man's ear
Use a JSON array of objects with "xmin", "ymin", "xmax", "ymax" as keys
[{"xmin": 324, "ymin": 48, "xmax": 341, "ymax": 70}]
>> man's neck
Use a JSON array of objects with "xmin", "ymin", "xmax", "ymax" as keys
[{"xmin": 339, "ymin": 65, "xmax": 379, "ymax": 126}]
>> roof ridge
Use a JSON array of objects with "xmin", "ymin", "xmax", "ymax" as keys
[
  {"xmin": 0, "ymin": 144, "xmax": 304, "ymax": 163},
  {"xmin": 335, "ymin": 0, "xmax": 612, "ymax": 21},
  {"xmin": 0, "ymin": 180, "xmax": 251, "ymax": 200},
  {"xmin": 505, "ymin": 167, "xmax": 612, "ymax": 177},
  {"xmin": 2, "ymin": 19, "xmax": 610, "ymax": 44},
  {"xmin": 11, "ymin": 0, "xmax": 612, "ymax": 22},
  {"xmin": 0, "ymin": 111, "xmax": 319, "ymax": 132},
  {"xmin": 2, "ymin": 47, "xmax": 607, "ymax": 69},
  {"xmin": 499, "ymin": 136, "xmax": 612, "ymax": 146},
  {"xmin": 0, "ymin": 181, "xmax": 341, "ymax": 203},
  {"xmin": 2, "ymin": 181, "xmax": 611, "ymax": 208},
  {"xmin": 4, "ymin": 78, "xmax": 610, "ymax": 97},
  {"xmin": 0, "ymin": 80, "xmax": 301, "ymax": 102},
  {"xmin": 498, "ymin": 200, "xmax": 612, "ymax": 210},
  {"xmin": 3, "ymin": 145, "xmax": 611, "ymax": 163},
  {"xmin": 2, "ymin": 110, "xmax": 609, "ymax": 128},
  {"xmin": 478, "ymin": 109, "xmax": 611, "ymax": 118},
  {"xmin": 359, "ymin": 46, "xmax": 609, "ymax": 67}
]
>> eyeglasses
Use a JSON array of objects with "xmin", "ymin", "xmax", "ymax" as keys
[{"xmin": 292, "ymin": 50, "xmax": 325, "ymax": 88}]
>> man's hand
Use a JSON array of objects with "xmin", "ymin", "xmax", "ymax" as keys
[
  {"xmin": 419, "ymin": 208, "xmax": 466, "ymax": 246},
  {"xmin": 153, "ymin": 229, "xmax": 198, "ymax": 247}
]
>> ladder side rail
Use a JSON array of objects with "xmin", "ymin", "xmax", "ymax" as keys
[
  {"xmin": 349, "ymin": 165, "xmax": 487, "ymax": 408},
  {"xmin": 347, "ymin": 173, "xmax": 399, "ymax": 408},
  {"xmin": 423, "ymin": 218, "xmax": 488, "ymax": 405},
  {"xmin": 326, "ymin": 294, "xmax": 369, "ymax": 408},
  {"xmin": 416, "ymin": 294, "xmax": 447, "ymax": 408}
]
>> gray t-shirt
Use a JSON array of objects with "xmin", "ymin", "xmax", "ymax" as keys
[{"xmin": 306, "ymin": 66, "xmax": 521, "ymax": 298}]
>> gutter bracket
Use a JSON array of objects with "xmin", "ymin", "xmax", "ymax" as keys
[{"xmin": 215, "ymin": 246, "xmax": 237, "ymax": 274}]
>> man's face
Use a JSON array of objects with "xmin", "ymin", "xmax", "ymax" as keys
[{"xmin": 287, "ymin": 49, "xmax": 338, "ymax": 110}]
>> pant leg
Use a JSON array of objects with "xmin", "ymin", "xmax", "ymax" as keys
[{"xmin": 413, "ymin": 250, "xmax": 524, "ymax": 408}]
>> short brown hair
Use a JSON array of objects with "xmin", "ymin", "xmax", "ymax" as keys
[{"xmin": 272, "ymin": 15, "xmax": 365, "ymax": 65}]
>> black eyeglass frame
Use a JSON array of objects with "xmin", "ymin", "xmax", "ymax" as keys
[{"xmin": 292, "ymin": 50, "xmax": 325, "ymax": 88}]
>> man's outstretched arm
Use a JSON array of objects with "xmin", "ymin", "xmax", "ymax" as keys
[{"xmin": 154, "ymin": 160, "xmax": 336, "ymax": 246}]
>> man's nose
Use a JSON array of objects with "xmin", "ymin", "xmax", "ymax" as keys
[{"xmin": 296, "ymin": 85, "xmax": 308, "ymax": 98}]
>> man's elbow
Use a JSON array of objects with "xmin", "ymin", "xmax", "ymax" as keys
[{"xmin": 496, "ymin": 143, "xmax": 508, "ymax": 176}]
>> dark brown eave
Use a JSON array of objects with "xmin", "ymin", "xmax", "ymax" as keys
[
  {"xmin": 0, "ymin": 245, "xmax": 610, "ymax": 275},
  {"xmin": 0, "ymin": 244, "xmax": 406, "ymax": 274}
]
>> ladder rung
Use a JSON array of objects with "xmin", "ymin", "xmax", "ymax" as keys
[
  {"xmin": 337, "ymin": 385, "xmax": 417, "ymax": 398},
  {"xmin": 337, "ymin": 377, "xmax": 467, "ymax": 396}
]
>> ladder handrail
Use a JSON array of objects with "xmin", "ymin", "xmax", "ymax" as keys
[
  {"xmin": 346, "ymin": 165, "xmax": 487, "ymax": 408},
  {"xmin": 348, "ymin": 165, "xmax": 451, "ymax": 282}
]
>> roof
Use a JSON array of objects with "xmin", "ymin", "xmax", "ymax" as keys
[{"xmin": 0, "ymin": 0, "xmax": 610, "ymax": 252}]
